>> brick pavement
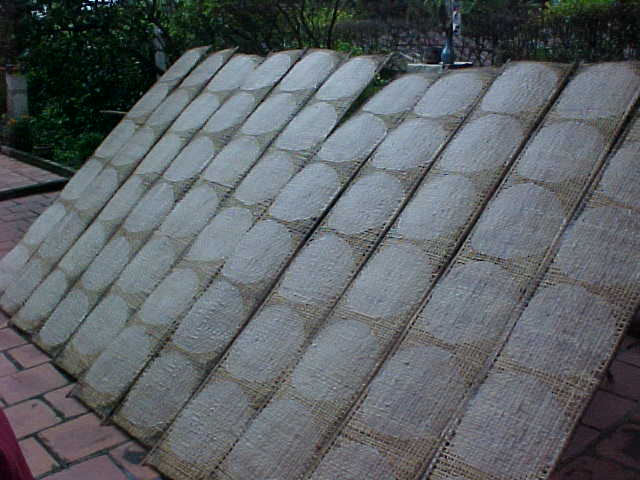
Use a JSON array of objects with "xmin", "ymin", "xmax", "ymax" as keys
[
  {"xmin": 0, "ymin": 154, "xmax": 63, "ymax": 191},
  {"xmin": 0, "ymin": 158, "xmax": 162, "ymax": 479},
  {"xmin": 0, "ymin": 156, "xmax": 638, "ymax": 479},
  {"xmin": 0, "ymin": 191, "xmax": 58, "ymax": 260},
  {"xmin": 0, "ymin": 314, "xmax": 162, "ymax": 480},
  {"xmin": 551, "ymin": 337, "xmax": 640, "ymax": 480}
]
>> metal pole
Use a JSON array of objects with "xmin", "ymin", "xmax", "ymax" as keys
[{"xmin": 440, "ymin": 0, "xmax": 455, "ymax": 65}]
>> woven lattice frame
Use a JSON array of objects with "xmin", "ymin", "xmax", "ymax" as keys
[{"xmin": 0, "ymin": 47, "xmax": 224, "ymax": 314}]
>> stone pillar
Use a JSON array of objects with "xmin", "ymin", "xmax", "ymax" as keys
[{"xmin": 6, "ymin": 69, "xmax": 28, "ymax": 118}]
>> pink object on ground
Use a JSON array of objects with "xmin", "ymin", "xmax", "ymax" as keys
[{"xmin": 0, "ymin": 407, "xmax": 35, "ymax": 480}]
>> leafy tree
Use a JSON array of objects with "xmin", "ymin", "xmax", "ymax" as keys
[
  {"xmin": 7, "ymin": 0, "xmax": 359, "ymax": 165},
  {"xmin": 3, "ymin": 0, "xmax": 638, "ymax": 166},
  {"xmin": 9, "ymin": 0, "xmax": 160, "ymax": 164}
]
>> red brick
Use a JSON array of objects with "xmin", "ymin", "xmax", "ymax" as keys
[
  {"xmin": 109, "ymin": 441, "xmax": 161, "ymax": 480},
  {"xmin": 19, "ymin": 437, "xmax": 58, "ymax": 476},
  {"xmin": 5, "ymin": 399, "xmax": 60, "ymax": 438},
  {"xmin": 603, "ymin": 360, "xmax": 640, "ymax": 400},
  {"xmin": 0, "ymin": 353, "xmax": 18, "ymax": 376},
  {"xmin": 550, "ymin": 455, "xmax": 637, "ymax": 480},
  {"xmin": 44, "ymin": 385, "xmax": 87, "ymax": 418},
  {"xmin": 0, "ymin": 363, "xmax": 68, "ymax": 404},
  {"xmin": 559, "ymin": 424, "xmax": 600, "ymax": 461},
  {"xmin": 596, "ymin": 423, "xmax": 640, "ymax": 470},
  {"xmin": 0, "ymin": 328, "xmax": 27, "ymax": 350},
  {"xmin": 8, "ymin": 343, "xmax": 50, "ymax": 368},
  {"xmin": 0, "ymin": 311, "xmax": 9, "ymax": 328},
  {"xmin": 44, "ymin": 455, "xmax": 128, "ymax": 480},
  {"xmin": 0, "ymin": 156, "xmax": 61, "ymax": 191},
  {"xmin": 582, "ymin": 391, "xmax": 636, "ymax": 429},
  {"xmin": 38, "ymin": 413, "xmax": 128, "ymax": 462}
]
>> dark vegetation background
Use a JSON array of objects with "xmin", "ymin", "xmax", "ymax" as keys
[{"xmin": 0, "ymin": 0, "xmax": 639, "ymax": 167}]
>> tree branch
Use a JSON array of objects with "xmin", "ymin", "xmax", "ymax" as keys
[
  {"xmin": 326, "ymin": 0, "xmax": 341, "ymax": 49},
  {"xmin": 275, "ymin": 2, "xmax": 304, "ymax": 47}
]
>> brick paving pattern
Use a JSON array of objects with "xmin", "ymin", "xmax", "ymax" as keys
[
  {"xmin": 0, "ymin": 191, "xmax": 58, "ymax": 260},
  {"xmin": 0, "ymin": 154, "xmax": 63, "ymax": 191},
  {"xmin": 0, "ymin": 155, "xmax": 638, "ymax": 479},
  {"xmin": 0, "ymin": 156, "xmax": 162, "ymax": 479},
  {"xmin": 550, "ymin": 335, "xmax": 640, "ymax": 480},
  {"xmin": 0, "ymin": 312, "xmax": 163, "ymax": 479}
]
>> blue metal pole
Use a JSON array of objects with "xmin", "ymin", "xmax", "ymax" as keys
[
  {"xmin": 440, "ymin": 0, "xmax": 455, "ymax": 65},
  {"xmin": 441, "ymin": 25, "xmax": 455, "ymax": 65}
]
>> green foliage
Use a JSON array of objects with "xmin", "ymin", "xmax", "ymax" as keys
[
  {"xmin": 3, "ymin": 0, "xmax": 638, "ymax": 167},
  {"xmin": 28, "ymin": 101, "xmax": 108, "ymax": 167},
  {"xmin": 161, "ymin": 0, "xmax": 359, "ymax": 55},
  {"xmin": 2, "ymin": 115, "xmax": 34, "ymax": 152},
  {"xmin": 546, "ymin": 0, "xmax": 617, "ymax": 15},
  {"xmin": 503, "ymin": 0, "xmax": 640, "ymax": 62},
  {"xmin": 333, "ymin": 40, "xmax": 366, "ymax": 56},
  {"xmin": 5, "ymin": 0, "xmax": 363, "ymax": 165},
  {"xmin": 47, "ymin": 132, "xmax": 104, "ymax": 168},
  {"xmin": 8, "ymin": 0, "xmax": 159, "ymax": 164}
]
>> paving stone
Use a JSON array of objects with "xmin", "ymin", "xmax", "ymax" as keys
[
  {"xmin": 596, "ymin": 423, "xmax": 640, "ymax": 470},
  {"xmin": 0, "ymin": 154, "xmax": 62, "ymax": 190},
  {"xmin": 109, "ymin": 441, "xmax": 162, "ymax": 480},
  {"xmin": 559, "ymin": 424, "xmax": 601, "ymax": 460},
  {"xmin": 0, "ymin": 327, "xmax": 28, "ymax": 350},
  {"xmin": 38, "ymin": 413, "xmax": 128, "ymax": 463},
  {"xmin": 617, "ymin": 336, "xmax": 640, "ymax": 368},
  {"xmin": 629, "ymin": 406, "xmax": 640, "ymax": 424},
  {"xmin": 0, "ymin": 311, "xmax": 8, "ymax": 328},
  {"xmin": 0, "ymin": 352, "xmax": 18, "ymax": 376},
  {"xmin": 550, "ymin": 455, "xmax": 638, "ymax": 480},
  {"xmin": 0, "ymin": 363, "xmax": 68, "ymax": 404},
  {"xmin": 44, "ymin": 385, "xmax": 87, "ymax": 418},
  {"xmin": 0, "ymin": 228, "xmax": 22, "ymax": 243},
  {"xmin": 8, "ymin": 343, "xmax": 51, "ymax": 368},
  {"xmin": 19, "ymin": 437, "xmax": 58, "ymax": 477},
  {"xmin": 603, "ymin": 360, "xmax": 640, "ymax": 400},
  {"xmin": 0, "ymin": 195, "xmax": 57, "ymax": 249},
  {"xmin": 44, "ymin": 455, "xmax": 128, "ymax": 480},
  {"xmin": 582, "ymin": 391, "xmax": 636, "ymax": 430},
  {"xmin": 5, "ymin": 399, "xmax": 60, "ymax": 438}
]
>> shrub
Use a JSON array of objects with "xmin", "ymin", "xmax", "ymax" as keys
[
  {"xmin": 2, "ymin": 114, "xmax": 34, "ymax": 152},
  {"xmin": 499, "ymin": 0, "xmax": 640, "ymax": 62}
]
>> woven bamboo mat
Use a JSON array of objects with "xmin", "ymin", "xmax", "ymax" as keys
[{"xmin": 4, "ymin": 51, "xmax": 640, "ymax": 480}]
